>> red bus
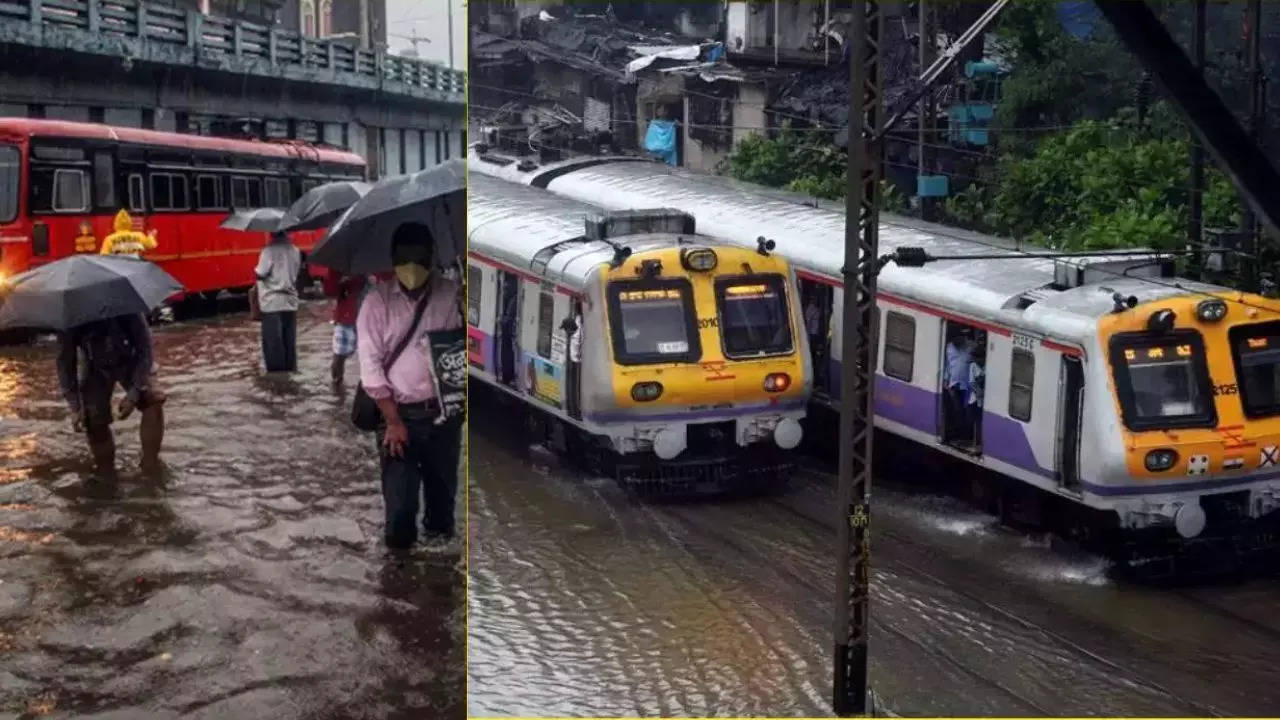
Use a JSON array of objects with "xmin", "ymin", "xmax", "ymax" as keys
[{"xmin": 0, "ymin": 118, "xmax": 366, "ymax": 298}]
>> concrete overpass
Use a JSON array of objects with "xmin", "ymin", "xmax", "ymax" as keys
[{"xmin": 0, "ymin": 0, "xmax": 466, "ymax": 178}]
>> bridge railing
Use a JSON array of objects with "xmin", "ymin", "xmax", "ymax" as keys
[{"xmin": 0, "ymin": 0, "xmax": 465, "ymax": 96}]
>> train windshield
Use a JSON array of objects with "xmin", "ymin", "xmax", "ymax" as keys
[
  {"xmin": 1230, "ymin": 321, "xmax": 1280, "ymax": 417},
  {"xmin": 715, "ymin": 274, "xmax": 794, "ymax": 358},
  {"xmin": 606, "ymin": 279, "xmax": 700, "ymax": 365},
  {"xmin": 0, "ymin": 145, "xmax": 18, "ymax": 223},
  {"xmin": 1110, "ymin": 332, "xmax": 1215, "ymax": 430}
]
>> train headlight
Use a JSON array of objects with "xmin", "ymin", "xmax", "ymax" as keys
[
  {"xmin": 1144, "ymin": 448, "xmax": 1179, "ymax": 472},
  {"xmin": 1196, "ymin": 298, "xmax": 1228, "ymax": 322},
  {"xmin": 631, "ymin": 381, "xmax": 663, "ymax": 402},
  {"xmin": 680, "ymin": 247, "xmax": 718, "ymax": 272},
  {"xmin": 763, "ymin": 373, "xmax": 791, "ymax": 393},
  {"xmin": 774, "ymin": 418, "xmax": 803, "ymax": 450}
]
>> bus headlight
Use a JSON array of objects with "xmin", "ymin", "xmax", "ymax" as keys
[
  {"xmin": 763, "ymin": 373, "xmax": 791, "ymax": 392},
  {"xmin": 1144, "ymin": 448, "xmax": 1178, "ymax": 472},
  {"xmin": 1196, "ymin": 298, "xmax": 1227, "ymax": 322},
  {"xmin": 774, "ymin": 418, "xmax": 802, "ymax": 449},
  {"xmin": 631, "ymin": 381, "xmax": 663, "ymax": 402}
]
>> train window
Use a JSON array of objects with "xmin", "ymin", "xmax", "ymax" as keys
[
  {"xmin": 883, "ymin": 311, "xmax": 915, "ymax": 381},
  {"xmin": 714, "ymin": 274, "xmax": 793, "ymax": 359},
  {"xmin": 150, "ymin": 173, "xmax": 189, "ymax": 211},
  {"xmin": 1109, "ymin": 330, "xmax": 1216, "ymax": 431},
  {"xmin": 127, "ymin": 174, "xmax": 145, "ymax": 213},
  {"xmin": 0, "ymin": 145, "xmax": 17, "ymax": 223},
  {"xmin": 93, "ymin": 152, "xmax": 116, "ymax": 209},
  {"xmin": 536, "ymin": 288, "xmax": 555, "ymax": 359},
  {"xmin": 1229, "ymin": 320, "xmax": 1280, "ymax": 418},
  {"xmin": 605, "ymin": 278, "xmax": 700, "ymax": 365},
  {"xmin": 196, "ymin": 174, "xmax": 224, "ymax": 210},
  {"xmin": 467, "ymin": 265, "xmax": 482, "ymax": 327},
  {"xmin": 1009, "ymin": 349, "xmax": 1035, "ymax": 422}
]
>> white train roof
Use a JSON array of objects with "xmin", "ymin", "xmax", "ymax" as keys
[
  {"xmin": 468, "ymin": 172, "xmax": 738, "ymax": 292},
  {"xmin": 469, "ymin": 148, "xmax": 1218, "ymax": 347}
]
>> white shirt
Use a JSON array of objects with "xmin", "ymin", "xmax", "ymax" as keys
[
  {"xmin": 254, "ymin": 241, "xmax": 302, "ymax": 313},
  {"xmin": 569, "ymin": 314, "xmax": 583, "ymax": 363}
]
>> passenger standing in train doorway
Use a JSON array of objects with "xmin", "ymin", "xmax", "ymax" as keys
[
  {"xmin": 804, "ymin": 293, "xmax": 826, "ymax": 389},
  {"xmin": 254, "ymin": 232, "xmax": 302, "ymax": 373},
  {"xmin": 943, "ymin": 331, "xmax": 973, "ymax": 444},
  {"xmin": 357, "ymin": 223, "xmax": 464, "ymax": 552},
  {"xmin": 562, "ymin": 301, "xmax": 583, "ymax": 420}
]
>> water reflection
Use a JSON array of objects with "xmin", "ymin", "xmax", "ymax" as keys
[{"xmin": 0, "ymin": 300, "xmax": 462, "ymax": 718}]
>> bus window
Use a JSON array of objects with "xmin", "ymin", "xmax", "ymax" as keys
[
  {"xmin": 0, "ymin": 146, "xmax": 17, "ymax": 223},
  {"xmin": 93, "ymin": 151, "xmax": 116, "ymax": 210},
  {"xmin": 264, "ymin": 178, "xmax": 289, "ymax": 208},
  {"xmin": 196, "ymin": 174, "xmax": 224, "ymax": 210},
  {"xmin": 231, "ymin": 176, "xmax": 263, "ymax": 209},
  {"xmin": 128, "ymin": 174, "xmax": 145, "ymax": 213},
  {"xmin": 150, "ymin": 173, "xmax": 188, "ymax": 211}
]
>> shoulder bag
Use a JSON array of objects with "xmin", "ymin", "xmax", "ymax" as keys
[{"xmin": 351, "ymin": 289, "xmax": 431, "ymax": 432}]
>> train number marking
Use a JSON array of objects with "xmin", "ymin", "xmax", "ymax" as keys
[
  {"xmin": 1011, "ymin": 333, "xmax": 1036, "ymax": 351},
  {"xmin": 698, "ymin": 317, "xmax": 719, "ymax": 330},
  {"xmin": 700, "ymin": 360, "xmax": 736, "ymax": 382},
  {"xmin": 1212, "ymin": 383, "xmax": 1239, "ymax": 397}
]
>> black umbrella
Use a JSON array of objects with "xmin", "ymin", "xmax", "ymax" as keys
[
  {"xmin": 309, "ymin": 159, "xmax": 464, "ymax": 274},
  {"xmin": 220, "ymin": 207, "xmax": 286, "ymax": 232},
  {"xmin": 0, "ymin": 255, "xmax": 183, "ymax": 330},
  {"xmin": 276, "ymin": 180, "xmax": 373, "ymax": 233}
]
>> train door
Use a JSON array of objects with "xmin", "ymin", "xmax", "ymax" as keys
[
  {"xmin": 496, "ymin": 271, "xmax": 520, "ymax": 389},
  {"xmin": 565, "ymin": 299, "xmax": 583, "ymax": 420},
  {"xmin": 1056, "ymin": 356, "xmax": 1084, "ymax": 491},
  {"xmin": 799, "ymin": 278, "xmax": 834, "ymax": 396},
  {"xmin": 940, "ymin": 320, "xmax": 987, "ymax": 452}
]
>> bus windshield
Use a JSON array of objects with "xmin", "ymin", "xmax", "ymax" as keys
[
  {"xmin": 1110, "ymin": 332, "xmax": 1215, "ymax": 430},
  {"xmin": 607, "ymin": 279, "xmax": 700, "ymax": 365},
  {"xmin": 1230, "ymin": 321, "xmax": 1280, "ymax": 417},
  {"xmin": 716, "ymin": 274, "xmax": 793, "ymax": 358},
  {"xmin": 0, "ymin": 145, "xmax": 18, "ymax": 224}
]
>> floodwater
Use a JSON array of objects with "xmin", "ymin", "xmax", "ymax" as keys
[
  {"xmin": 0, "ymin": 299, "xmax": 463, "ymax": 719},
  {"xmin": 467, "ymin": 390, "xmax": 1280, "ymax": 718}
]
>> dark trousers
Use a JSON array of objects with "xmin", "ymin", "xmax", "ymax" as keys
[
  {"xmin": 565, "ymin": 359, "xmax": 581, "ymax": 419},
  {"xmin": 261, "ymin": 311, "xmax": 297, "ymax": 372},
  {"xmin": 379, "ymin": 408, "xmax": 463, "ymax": 549}
]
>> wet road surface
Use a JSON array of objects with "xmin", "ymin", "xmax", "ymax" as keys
[
  {"xmin": 467, "ymin": 392, "xmax": 1280, "ymax": 717},
  {"xmin": 0, "ymin": 299, "xmax": 463, "ymax": 719}
]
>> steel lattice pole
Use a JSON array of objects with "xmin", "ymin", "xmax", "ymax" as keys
[{"xmin": 834, "ymin": 1, "xmax": 883, "ymax": 716}]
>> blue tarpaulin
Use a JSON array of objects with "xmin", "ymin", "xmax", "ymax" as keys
[
  {"xmin": 704, "ymin": 42, "xmax": 725, "ymax": 63},
  {"xmin": 644, "ymin": 119, "xmax": 678, "ymax": 166}
]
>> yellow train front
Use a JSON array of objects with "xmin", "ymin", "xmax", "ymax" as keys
[{"xmin": 573, "ymin": 237, "xmax": 811, "ymax": 492}]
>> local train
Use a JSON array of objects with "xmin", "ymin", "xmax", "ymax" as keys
[
  {"xmin": 0, "ymin": 118, "xmax": 366, "ymax": 297},
  {"xmin": 467, "ymin": 172, "xmax": 811, "ymax": 491},
  {"xmin": 470, "ymin": 145, "xmax": 1280, "ymax": 569}
]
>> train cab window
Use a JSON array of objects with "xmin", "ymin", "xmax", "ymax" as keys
[
  {"xmin": 0, "ymin": 145, "xmax": 18, "ymax": 223},
  {"xmin": 196, "ymin": 175, "xmax": 225, "ymax": 210},
  {"xmin": 127, "ymin": 174, "xmax": 145, "ymax": 213},
  {"xmin": 467, "ymin": 265, "xmax": 482, "ymax": 327},
  {"xmin": 536, "ymin": 288, "xmax": 555, "ymax": 359},
  {"xmin": 1229, "ymin": 321, "xmax": 1280, "ymax": 418},
  {"xmin": 883, "ymin": 311, "xmax": 915, "ymax": 381},
  {"xmin": 606, "ymin": 278, "xmax": 700, "ymax": 365},
  {"xmin": 715, "ymin": 274, "xmax": 793, "ymax": 359},
  {"xmin": 1109, "ymin": 330, "xmax": 1216, "ymax": 431},
  {"xmin": 1009, "ymin": 349, "xmax": 1035, "ymax": 422}
]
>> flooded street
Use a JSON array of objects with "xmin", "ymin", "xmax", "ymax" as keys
[
  {"xmin": 0, "ymin": 299, "xmax": 463, "ymax": 719},
  {"xmin": 467, "ymin": 392, "xmax": 1280, "ymax": 717}
]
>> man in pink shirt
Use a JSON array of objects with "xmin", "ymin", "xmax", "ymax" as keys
[{"xmin": 357, "ymin": 223, "xmax": 463, "ymax": 551}]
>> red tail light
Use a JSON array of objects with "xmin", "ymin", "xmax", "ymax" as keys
[{"xmin": 763, "ymin": 373, "xmax": 791, "ymax": 392}]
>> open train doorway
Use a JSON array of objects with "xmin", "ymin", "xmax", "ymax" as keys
[
  {"xmin": 496, "ymin": 271, "xmax": 520, "ymax": 389},
  {"xmin": 1057, "ymin": 356, "xmax": 1084, "ymax": 492},
  {"xmin": 941, "ymin": 320, "xmax": 987, "ymax": 453},
  {"xmin": 799, "ymin": 279, "xmax": 834, "ymax": 396}
]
